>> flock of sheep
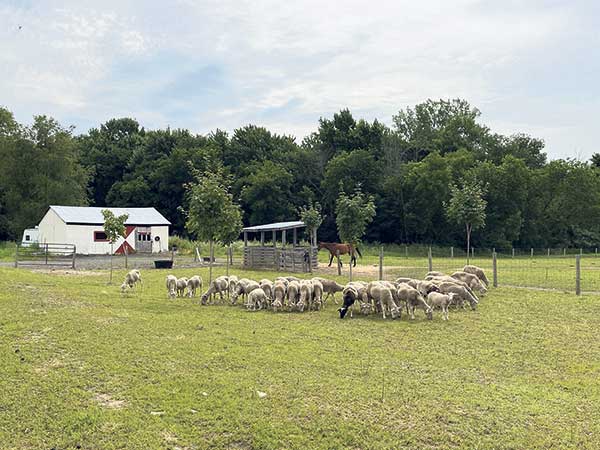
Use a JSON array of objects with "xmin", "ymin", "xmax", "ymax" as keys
[{"xmin": 119, "ymin": 264, "xmax": 489, "ymax": 321}]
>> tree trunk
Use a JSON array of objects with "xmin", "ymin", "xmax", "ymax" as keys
[
  {"xmin": 226, "ymin": 244, "xmax": 230, "ymax": 277},
  {"xmin": 209, "ymin": 239, "xmax": 214, "ymax": 284},
  {"xmin": 109, "ymin": 242, "xmax": 114, "ymax": 284},
  {"xmin": 466, "ymin": 223, "xmax": 471, "ymax": 265}
]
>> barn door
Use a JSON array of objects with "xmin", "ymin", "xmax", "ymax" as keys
[{"xmin": 136, "ymin": 227, "xmax": 152, "ymax": 253}]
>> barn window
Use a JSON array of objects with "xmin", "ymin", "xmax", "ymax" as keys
[
  {"xmin": 25, "ymin": 235, "xmax": 30, "ymax": 241},
  {"xmin": 94, "ymin": 231, "xmax": 108, "ymax": 241}
]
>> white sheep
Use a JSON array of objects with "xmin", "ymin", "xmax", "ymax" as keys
[
  {"xmin": 463, "ymin": 265, "xmax": 489, "ymax": 287},
  {"xmin": 231, "ymin": 279, "xmax": 260, "ymax": 306},
  {"xmin": 272, "ymin": 281, "xmax": 287, "ymax": 312},
  {"xmin": 370, "ymin": 284, "xmax": 401, "ymax": 319},
  {"xmin": 228, "ymin": 275, "xmax": 239, "ymax": 298},
  {"xmin": 201, "ymin": 276, "xmax": 229, "ymax": 305},
  {"xmin": 186, "ymin": 275, "xmax": 203, "ymax": 298},
  {"xmin": 427, "ymin": 292, "xmax": 458, "ymax": 320},
  {"xmin": 247, "ymin": 288, "xmax": 267, "ymax": 311},
  {"xmin": 176, "ymin": 277, "xmax": 188, "ymax": 297},
  {"xmin": 435, "ymin": 281, "xmax": 479, "ymax": 310},
  {"xmin": 120, "ymin": 269, "xmax": 142, "ymax": 292},
  {"xmin": 297, "ymin": 280, "xmax": 314, "ymax": 312},
  {"xmin": 311, "ymin": 279, "xmax": 324, "ymax": 311},
  {"xmin": 451, "ymin": 271, "xmax": 487, "ymax": 294},
  {"xmin": 396, "ymin": 283, "xmax": 433, "ymax": 320},
  {"xmin": 286, "ymin": 281, "xmax": 301, "ymax": 310},
  {"xmin": 165, "ymin": 274, "xmax": 177, "ymax": 299},
  {"xmin": 259, "ymin": 279, "xmax": 274, "ymax": 301}
]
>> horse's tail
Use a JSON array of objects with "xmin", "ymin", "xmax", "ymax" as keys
[{"xmin": 355, "ymin": 246, "xmax": 362, "ymax": 258}]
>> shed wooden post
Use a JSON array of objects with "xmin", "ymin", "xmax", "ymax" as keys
[
  {"xmin": 282, "ymin": 230, "xmax": 286, "ymax": 248},
  {"xmin": 244, "ymin": 231, "xmax": 248, "ymax": 247},
  {"xmin": 293, "ymin": 228, "xmax": 297, "ymax": 247},
  {"xmin": 260, "ymin": 231, "xmax": 264, "ymax": 246},
  {"xmin": 272, "ymin": 230, "xmax": 276, "ymax": 248}
]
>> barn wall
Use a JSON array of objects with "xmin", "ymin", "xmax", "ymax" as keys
[
  {"xmin": 38, "ymin": 208, "xmax": 67, "ymax": 244},
  {"xmin": 151, "ymin": 226, "xmax": 169, "ymax": 253}
]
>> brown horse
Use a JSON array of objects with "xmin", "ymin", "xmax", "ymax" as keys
[{"xmin": 318, "ymin": 242, "xmax": 362, "ymax": 267}]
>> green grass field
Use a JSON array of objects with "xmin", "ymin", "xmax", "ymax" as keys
[{"xmin": 2, "ymin": 266, "xmax": 600, "ymax": 449}]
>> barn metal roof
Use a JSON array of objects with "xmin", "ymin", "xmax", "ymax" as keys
[
  {"xmin": 243, "ymin": 221, "xmax": 305, "ymax": 232},
  {"xmin": 49, "ymin": 206, "xmax": 171, "ymax": 226}
]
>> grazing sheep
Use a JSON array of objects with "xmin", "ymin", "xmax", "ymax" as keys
[
  {"xmin": 312, "ymin": 277, "xmax": 344, "ymax": 305},
  {"xmin": 427, "ymin": 292, "xmax": 458, "ymax": 320},
  {"xmin": 272, "ymin": 281, "xmax": 287, "ymax": 312},
  {"xmin": 259, "ymin": 279, "xmax": 274, "ymax": 301},
  {"xmin": 275, "ymin": 277, "xmax": 290, "ymax": 288},
  {"xmin": 165, "ymin": 274, "xmax": 177, "ymax": 299},
  {"xmin": 311, "ymin": 279, "xmax": 324, "ymax": 311},
  {"xmin": 451, "ymin": 271, "xmax": 488, "ymax": 294},
  {"xmin": 200, "ymin": 276, "xmax": 229, "ymax": 305},
  {"xmin": 370, "ymin": 284, "xmax": 401, "ymax": 319},
  {"xmin": 436, "ymin": 281, "xmax": 478, "ymax": 310},
  {"xmin": 463, "ymin": 265, "xmax": 489, "ymax": 287},
  {"xmin": 232, "ymin": 279, "xmax": 260, "ymax": 306},
  {"xmin": 287, "ymin": 281, "xmax": 301, "ymax": 310},
  {"xmin": 120, "ymin": 269, "xmax": 142, "ymax": 292},
  {"xmin": 285, "ymin": 276, "xmax": 301, "ymax": 282},
  {"xmin": 228, "ymin": 275, "xmax": 239, "ymax": 298},
  {"xmin": 247, "ymin": 288, "xmax": 267, "ymax": 311},
  {"xmin": 338, "ymin": 286, "xmax": 360, "ymax": 319},
  {"xmin": 187, "ymin": 275, "xmax": 203, "ymax": 298},
  {"xmin": 426, "ymin": 271, "xmax": 446, "ymax": 278},
  {"xmin": 416, "ymin": 280, "xmax": 441, "ymax": 297},
  {"xmin": 297, "ymin": 280, "xmax": 314, "ymax": 312},
  {"xmin": 176, "ymin": 277, "xmax": 188, "ymax": 297},
  {"xmin": 396, "ymin": 283, "xmax": 433, "ymax": 320},
  {"xmin": 427, "ymin": 276, "xmax": 480, "ymax": 304},
  {"xmin": 395, "ymin": 277, "xmax": 418, "ymax": 285}
]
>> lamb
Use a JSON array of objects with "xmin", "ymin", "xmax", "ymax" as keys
[
  {"xmin": 427, "ymin": 292, "xmax": 458, "ymax": 320},
  {"xmin": 259, "ymin": 279, "xmax": 274, "ymax": 301},
  {"xmin": 231, "ymin": 279, "xmax": 260, "ymax": 306},
  {"xmin": 463, "ymin": 265, "xmax": 489, "ymax": 287},
  {"xmin": 286, "ymin": 281, "xmax": 301, "ymax": 310},
  {"xmin": 186, "ymin": 275, "xmax": 203, "ymax": 298},
  {"xmin": 247, "ymin": 288, "xmax": 267, "ymax": 311},
  {"xmin": 176, "ymin": 277, "xmax": 189, "ymax": 297},
  {"xmin": 311, "ymin": 277, "xmax": 344, "ymax": 305},
  {"xmin": 200, "ymin": 276, "xmax": 229, "ymax": 305},
  {"xmin": 396, "ymin": 283, "xmax": 433, "ymax": 320},
  {"xmin": 451, "ymin": 271, "xmax": 487, "ymax": 294},
  {"xmin": 272, "ymin": 281, "xmax": 287, "ymax": 312},
  {"xmin": 370, "ymin": 284, "xmax": 401, "ymax": 319},
  {"xmin": 120, "ymin": 269, "xmax": 142, "ymax": 292},
  {"xmin": 165, "ymin": 274, "xmax": 177, "ymax": 299},
  {"xmin": 436, "ymin": 281, "xmax": 478, "ymax": 310}
]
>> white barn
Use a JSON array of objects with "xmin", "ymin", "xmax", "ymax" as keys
[{"xmin": 37, "ymin": 206, "xmax": 171, "ymax": 255}]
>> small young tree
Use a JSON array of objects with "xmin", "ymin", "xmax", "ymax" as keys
[
  {"xmin": 299, "ymin": 202, "xmax": 323, "ymax": 247},
  {"xmin": 102, "ymin": 209, "xmax": 129, "ymax": 284},
  {"xmin": 216, "ymin": 202, "xmax": 243, "ymax": 276},
  {"xmin": 184, "ymin": 166, "xmax": 241, "ymax": 283},
  {"xmin": 445, "ymin": 179, "xmax": 487, "ymax": 264},
  {"xmin": 335, "ymin": 188, "xmax": 376, "ymax": 246}
]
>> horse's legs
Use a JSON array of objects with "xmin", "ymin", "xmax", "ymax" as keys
[{"xmin": 328, "ymin": 253, "xmax": 334, "ymax": 267}]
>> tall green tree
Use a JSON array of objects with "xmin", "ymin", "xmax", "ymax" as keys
[
  {"xmin": 335, "ymin": 188, "xmax": 376, "ymax": 245},
  {"xmin": 299, "ymin": 202, "xmax": 323, "ymax": 247},
  {"xmin": 102, "ymin": 209, "xmax": 128, "ymax": 284},
  {"xmin": 184, "ymin": 166, "xmax": 242, "ymax": 282},
  {"xmin": 446, "ymin": 180, "xmax": 487, "ymax": 263}
]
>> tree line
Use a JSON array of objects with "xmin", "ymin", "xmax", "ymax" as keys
[{"xmin": 1, "ymin": 98, "xmax": 600, "ymax": 249}]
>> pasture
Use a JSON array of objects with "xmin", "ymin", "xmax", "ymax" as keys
[{"xmin": 2, "ymin": 266, "xmax": 600, "ymax": 449}]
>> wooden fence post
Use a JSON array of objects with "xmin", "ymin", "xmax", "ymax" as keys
[
  {"xmin": 379, "ymin": 246, "xmax": 383, "ymax": 280},
  {"xmin": 547, "ymin": 248, "xmax": 550, "ymax": 257},
  {"xmin": 512, "ymin": 248, "xmax": 515, "ymax": 258},
  {"xmin": 125, "ymin": 244, "xmax": 128, "ymax": 269},
  {"xmin": 45, "ymin": 243, "xmax": 49, "ymax": 265},
  {"xmin": 576, "ymin": 254, "xmax": 581, "ymax": 296},
  {"xmin": 428, "ymin": 247, "xmax": 433, "ymax": 272},
  {"xmin": 530, "ymin": 248, "xmax": 534, "ymax": 258},
  {"xmin": 450, "ymin": 246, "xmax": 454, "ymax": 258},
  {"xmin": 471, "ymin": 247, "xmax": 475, "ymax": 258},
  {"xmin": 72, "ymin": 245, "xmax": 76, "ymax": 270},
  {"xmin": 336, "ymin": 249, "xmax": 341, "ymax": 276},
  {"xmin": 349, "ymin": 254, "xmax": 353, "ymax": 282},
  {"xmin": 14, "ymin": 243, "xmax": 18, "ymax": 268},
  {"xmin": 493, "ymin": 252, "xmax": 498, "ymax": 288}
]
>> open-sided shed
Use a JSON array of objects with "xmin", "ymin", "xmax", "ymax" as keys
[{"xmin": 242, "ymin": 221, "xmax": 318, "ymax": 272}]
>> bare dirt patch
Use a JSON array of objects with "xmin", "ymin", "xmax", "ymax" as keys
[{"xmin": 93, "ymin": 393, "xmax": 127, "ymax": 409}]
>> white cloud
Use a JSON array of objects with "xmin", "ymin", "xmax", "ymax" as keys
[{"xmin": 0, "ymin": 0, "xmax": 597, "ymax": 159}]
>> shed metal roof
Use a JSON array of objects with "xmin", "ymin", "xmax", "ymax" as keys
[
  {"xmin": 49, "ymin": 206, "xmax": 171, "ymax": 226},
  {"xmin": 242, "ymin": 221, "xmax": 305, "ymax": 232}
]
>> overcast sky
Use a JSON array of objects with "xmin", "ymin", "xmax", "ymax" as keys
[{"xmin": 1, "ymin": 0, "xmax": 598, "ymax": 160}]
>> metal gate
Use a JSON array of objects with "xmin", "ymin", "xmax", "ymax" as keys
[{"xmin": 15, "ymin": 243, "xmax": 76, "ymax": 268}]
